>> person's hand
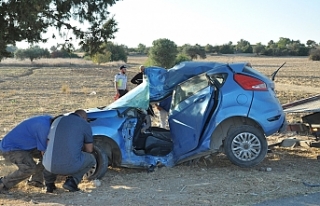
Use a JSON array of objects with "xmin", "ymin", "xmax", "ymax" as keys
[
  {"xmin": 114, "ymin": 93, "xmax": 120, "ymax": 100},
  {"xmin": 155, "ymin": 105, "xmax": 162, "ymax": 111}
]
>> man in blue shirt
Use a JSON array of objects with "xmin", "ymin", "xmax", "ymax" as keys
[
  {"xmin": 42, "ymin": 109, "xmax": 95, "ymax": 193},
  {"xmin": 0, "ymin": 115, "xmax": 53, "ymax": 192}
]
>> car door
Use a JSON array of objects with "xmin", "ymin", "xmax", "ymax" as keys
[{"xmin": 169, "ymin": 73, "xmax": 214, "ymax": 157}]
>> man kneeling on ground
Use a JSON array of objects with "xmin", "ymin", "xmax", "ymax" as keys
[
  {"xmin": 42, "ymin": 109, "xmax": 96, "ymax": 193},
  {"xmin": 0, "ymin": 115, "xmax": 53, "ymax": 193}
]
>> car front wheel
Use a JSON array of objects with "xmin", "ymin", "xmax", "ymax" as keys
[
  {"xmin": 84, "ymin": 145, "xmax": 108, "ymax": 180},
  {"xmin": 224, "ymin": 125, "xmax": 267, "ymax": 167}
]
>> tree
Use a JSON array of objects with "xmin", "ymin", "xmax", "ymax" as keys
[
  {"xmin": 277, "ymin": 37, "xmax": 291, "ymax": 50},
  {"xmin": 253, "ymin": 43, "xmax": 265, "ymax": 55},
  {"xmin": 104, "ymin": 42, "xmax": 127, "ymax": 62},
  {"xmin": 181, "ymin": 44, "xmax": 206, "ymax": 60},
  {"xmin": 137, "ymin": 43, "xmax": 147, "ymax": 54},
  {"xmin": 306, "ymin": 40, "xmax": 317, "ymax": 48},
  {"xmin": 265, "ymin": 40, "xmax": 279, "ymax": 56},
  {"xmin": 50, "ymin": 48, "xmax": 79, "ymax": 58},
  {"xmin": 235, "ymin": 39, "xmax": 253, "ymax": 53},
  {"xmin": 219, "ymin": 41, "xmax": 234, "ymax": 54},
  {"xmin": 286, "ymin": 41, "xmax": 309, "ymax": 56},
  {"xmin": 149, "ymin": 38, "xmax": 178, "ymax": 68},
  {"xmin": 14, "ymin": 46, "xmax": 50, "ymax": 62},
  {"xmin": 204, "ymin": 44, "xmax": 215, "ymax": 53},
  {"xmin": 212, "ymin": 45, "xmax": 220, "ymax": 54},
  {"xmin": 50, "ymin": 46, "xmax": 58, "ymax": 53},
  {"xmin": 0, "ymin": 0, "xmax": 119, "ymax": 61}
]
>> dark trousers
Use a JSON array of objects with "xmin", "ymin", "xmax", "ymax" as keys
[
  {"xmin": 118, "ymin": 89, "xmax": 128, "ymax": 98},
  {"xmin": 1, "ymin": 149, "xmax": 44, "ymax": 189},
  {"xmin": 43, "ymin": 152, "xmax": 96, "ymax": 185}
]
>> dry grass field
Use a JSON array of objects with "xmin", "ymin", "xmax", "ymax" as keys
[{"xmin": 0, "ymin": 55, "xmax": 320, "ymax": 205}]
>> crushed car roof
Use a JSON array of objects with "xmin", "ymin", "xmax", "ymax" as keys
[{"xmin": 145, "ymin": 61, "xmax": 226, "ymax": 101}]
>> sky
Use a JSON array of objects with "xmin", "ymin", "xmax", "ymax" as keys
[{"xmin": 16, "ymin": 0, "xmax": 320, "ymax": 49}]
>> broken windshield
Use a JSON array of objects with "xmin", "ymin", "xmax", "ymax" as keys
[{"xmin": 106, "ymin": 76, "xmax": 150, "ymax": 110}]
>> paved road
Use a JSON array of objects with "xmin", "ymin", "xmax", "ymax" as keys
[{"xmin": 254, "ymin": 192, "xmax": 320, "ymax": 206}]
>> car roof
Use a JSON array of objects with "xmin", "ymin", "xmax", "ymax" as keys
[{"xmin": 145, "ymin": 61, "xmax": 248, "ymax": 101}]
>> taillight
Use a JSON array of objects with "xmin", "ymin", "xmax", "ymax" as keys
[{"xmin": 234, "ymin": 74, "xmax": 267, "ymax": 91}]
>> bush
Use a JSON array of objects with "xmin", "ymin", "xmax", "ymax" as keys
[
  {"xmin": 175, "ymin": 53, "xmax": 191, "ymax": 65},
  {"xmin": 309, "ymin": 48, "xmax": 320, "ymax": 61},
  {"xmin": 92, "ymin": 52, "xmax": 111, "ymax": 65},
  {"xmin": 83, "ymin": 55, "xmax": 92, "ymax": 61}
]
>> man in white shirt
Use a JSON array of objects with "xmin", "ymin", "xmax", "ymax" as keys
[{"xmin": 114, "ymin": 65, "xmax": 128, "ymax": 98}]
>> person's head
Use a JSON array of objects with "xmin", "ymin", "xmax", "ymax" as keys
[
  {"xmin": 139, "ymin": 65, "xmax": 145, "ymax": 73},
  {"xmin": 120, "ymin": 65, "xmax": 127, "ymax": 74},
  {"xmin": 74, "ymin": 109, "xmax": 87, "ymax": 120}
]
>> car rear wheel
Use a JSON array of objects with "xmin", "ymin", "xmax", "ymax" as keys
[
  {"xmin": 224, "ymin": 125, "xmax": 267, "ymax": 167},
  {"xmin": 84, "ymin": 145, "xmax": 109, "ymax": 180}
]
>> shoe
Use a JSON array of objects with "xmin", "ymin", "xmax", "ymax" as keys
[
  {"xmin": 27, "ymin": 180, "xmax": 44, "ymax": 188},
  {"xmin": 45, "ymin": 183, "xmax": 57, "ymax": 193},
  {"xmin": 62, "ymin": 177, "xmax": 80, "ymax": 192},
  {"xmin": 0, "ymin": 177, "xmax": 9, "ymax": 194}
]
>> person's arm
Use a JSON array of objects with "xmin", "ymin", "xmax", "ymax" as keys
[
  {"xmin": 114, "ymin": 82, "xmax": 119, "ymax": 93},
  {"xmin": 131, "ymin": 73, "xmax": 139, "ymax": 84},
  {"xmin": 83, "ymin": 143, "xmax": 93, "ymax": 153},
  {"xmin": 114, "ymin": 75, "xmax": 120, "ymax": 95},
  {"xmin": 83, "ymin": 124, "xmax": 94, "ymax": 153},
  {"xmin": 131, "ymin": 73, "xmax": 143, "ymax": 85},
  {"xmin": 42, "ymin": 139, "xmax": 50, "ymax": 155},
  {"xmin": 36, "ymin": 118, "xmax": 51, "ymax": 153}
]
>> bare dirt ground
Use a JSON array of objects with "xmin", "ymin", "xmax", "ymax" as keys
[{"xmin": 1, "ymin": 55, "xmax": 320, "ymax": 206}]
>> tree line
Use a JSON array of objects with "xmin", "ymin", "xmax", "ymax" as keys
[{"xmin": 5, "ymin": 36, "xmax": 320, "ymax": 68}]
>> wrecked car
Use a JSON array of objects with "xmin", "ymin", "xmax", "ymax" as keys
[{"xmin": 84, "ymin": 61, "xmax": 286, "ymax": 180}]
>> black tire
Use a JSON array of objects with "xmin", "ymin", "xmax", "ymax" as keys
[
  {"xmin": 84, "ymin": 145, "xmax": 109, "ymax": 180},
  {"xmin": 224, "ymin": 125, "xmax": 267, "ymax": 168}
]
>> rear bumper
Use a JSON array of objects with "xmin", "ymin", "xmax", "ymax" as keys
[{"xmin": 278, "ymin": 117, "xmax": 287, "ymax": 133}]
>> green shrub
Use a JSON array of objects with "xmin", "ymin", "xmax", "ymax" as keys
[
  {"xmin": 143, "ymin": 58, "xmax": 155, "ymax": 67},
  {"xmin": 92, "ymin": 52, "xmax": 111, "ymax": 65},
  {"xmin": 175, "ymin": 53, "xmax": 191, "ymax": 65},
  {"xmin": 83, "ymin": 55, "xmax": 92, "ymax": 61}
]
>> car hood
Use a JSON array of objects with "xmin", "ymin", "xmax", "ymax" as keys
[{"xmin": 106, "ymin": 61, "xmax": 225, "ymax": 110}]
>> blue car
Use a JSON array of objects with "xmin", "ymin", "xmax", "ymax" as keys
[{"xmin": 84, "ymin": 61, "xmax": 286, "ymax": 180}]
